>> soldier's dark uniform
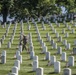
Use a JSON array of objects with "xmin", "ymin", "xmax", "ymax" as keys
[{"xmin": 22, "ymin": 35, "xmax": 28, "ymax": 51}]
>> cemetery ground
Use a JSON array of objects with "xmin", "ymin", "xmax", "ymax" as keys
[{"xmin": 0, "ymin": 21, "xmax": 76, "ymax": 75}]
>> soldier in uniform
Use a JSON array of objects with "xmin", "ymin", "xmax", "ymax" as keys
[{"xmin": 21, "ymin": 34, "xmax": 29, "ymax": 52}]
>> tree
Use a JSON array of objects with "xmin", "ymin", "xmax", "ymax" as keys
[
  {"xmin": 0, "ymin": 0, "xmax": 13, "ymax": 24},
  {"xmin": 0, "ymin": 0, "xmax": 75, "ymax": 23},
  {"xmin": 55, "ymin": 0, "xmax": 76, "ymax": 13},
  {"xmin": 32, "ymin": 0, "xmax": 56, "ymax": 16},
  {"xmin": 9, "ymin": 0, "xmax": 30, "ymax": 20},
  {"xmin": 10, "ymin": 0, "xmax": 52, "ymax": 19}
]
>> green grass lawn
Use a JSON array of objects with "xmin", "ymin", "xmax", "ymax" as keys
[{"xmin": 0, "ymin": 21, "xmax": 76, "ymax": 75}]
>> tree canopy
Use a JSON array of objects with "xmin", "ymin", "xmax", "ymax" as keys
[{"xmin": 0, "ymin": 0, "xmax": 76, "ymax": 23}]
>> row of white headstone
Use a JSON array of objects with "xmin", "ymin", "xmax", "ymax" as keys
[
  {"xmin": 33, "ymin": 24, "xmax": 75, "ymax": 75},
  {"xmin": 36, "ymin": 67, "xmax": 72, "ymax": 75},
  {"xmin": 40, "ymin": 65, "xmax": 72, "ymax": 75},
  {"xmin": 24, "ymin": 15, "xmax": 76, "ymax": 23},
  {"xmin": 46, "ymin": 32, "xmax": 76, "ymax": 53},
  {"xmin": 27, "ymin": 22, "xmax": 75, "ymax": 49},
  {"xmin": 0, "ymin": 22, "xmax": 12, "ymax": 48},
  {"xmin": 0, "ymin": 22, "xmax": 18, "ymax": 49},
  {"xmin": 0, "ymin": 50, "xmax": 72, "ymax": 75},
  {"xmin": 8, "ymin": 22, "xmax": 23, "ymax": 75},
  {"xmin": 7, "ymin": 22, "xmax": 17, "ymax": 48},
  {"xmin": 28, "ymin": 20, "xmax": 76, "ymax": 75},
  {"xmin": 31, "ymin": 23, "xmax": 44, "ymax": 75},
  {"xmin": 23, "ymin": 20, "xmax": 75, "ymax": 75},
  {"xmin": 4, "ymin": 20, "xmax": 74, "ymax": 75}
]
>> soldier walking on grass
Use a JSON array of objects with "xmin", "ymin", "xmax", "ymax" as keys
[{"xmin": 20, "ymin": 34, "xmax": 29, "ymax": 52}]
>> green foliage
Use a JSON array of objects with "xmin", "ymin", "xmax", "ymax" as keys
[
  {"xmin": 0, "ymin": 0, "xmax": 76, "ymax": 22},
  {"xmin": 0, "ymin": 0, "xmax": 13, "ymax": 9},
  {"xmin": 55, "ymin": 0, "xmax": 76, "ymax": 13}
]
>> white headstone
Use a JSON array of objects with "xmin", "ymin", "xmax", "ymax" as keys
[
  {"xmin": 58, "ymin": 36, "xmax": 62, "ymax": 42},
  {"xmin": 11, "ymin": 35, "xmax": 14, "ymax": 41},
  {"xmin": 5, "ymin": 30, "xmax": 8, "ymax": 36},
  {"xmin": 50, "ymin": 23, "xmax": 52, "ymax": 27},
  {"xmin": 71, "ymin": 29, "xmax": 75, "ymax": 34},
  {"xmin": 30, "ymin": 51, "xmax": 35, "ymax": 59},
  {"xmin": 42, "ymin": 46, "xmax": 47, "ymax": 53},
  {"xmin": 65, "ymin": 23, "xmax": 68, "ymax": 27},
  {"xmin": 18, "ymin": 45, "xmax": 22, "ymax": 53},
  {"xmin": 61, "ymin": 52, "xmax": 66, "ymax": 61},
  {"xmin": 74, "ymin": 22, "xmax": 76, "ymax": 27},
  {"xmin": 7, "ymin": 41, "xmax": 11, "ymax": 48},
  {"xmin": 55, "ymin": 21, "xmax": 57, "ymax": 25},
  {"xmin": 53, "ymin": 29, "xmax": 56, "ymax": 33},
  {"xmin": 17, "ymin": 55, "xmax": 22, "ymax": 64},
  {"xmin": 66, "ymin": 43, "xmax": 71, "ymax": 50},
  {"xmin": 47, "ymin": 36, "xmax": 51, "ymax": 42},
  {"xmin": 68, "ymin": 56, "xmax": 74, "ymax": 66},
  {"xmin": 38, "ymin": 18, "xmax": 40, "ymax": 22},
  {"xmin": 12, "ymin": 66, "xmax": 18, "ymax": 75},
  {"xmin": 29, "ymin": 42, "xmax": 33, "ymax": 47},
  {"xmin": 70, "ymin": 20, "xmax": 73, "ymax": 24},
  {"xmin": 51, "ymin": 40, "xmax": 54, "ymax": 45},
  {"xmin": 2, "ymin": 50, "xmax": 6, "ymax": 57},
  {"xmin": 16, "ymin": 51, "xmax": 20, "ymax": 59},
  {"xmin": 45, "ymin": 52, "xmax": 50, "ymax": 60},
  {"xmin": 68, "ymin": 26, "xmax": 71, "ymax": 30},
  {"xmin": 10, "ymin": 38, "xmax": 13, "ymax": 44},
  {"xmin": 65, "ymin": 33, "xmax": 69, "ymax": 38},
  {"xmin": 57, "ymin": 47, "xmax": 62, "ymax": 54},
  {"xmin": 38, "ymin": 36, "xmax": 41, "ymax": 41},
  {"xmin": 28, "ymin": 24, "xmax": 31, "ymax": 30},
  {"xmin": 57, "ymin": 23, "xmax": 60, "ymax": 27},
  {"xmin": 63, "ymin": 21, "xmax": 66, "ymax": 24},
  {"xmin": 36, "ymin": 67, "xmax": 43, "ymax": 75},
  {"xmin": 33, "ymin": 60, "xmax": 39, "ymax": 71},
  {"xmin": 62, "ymin": 29, "xmax": 65, "ymax": 34},
  {"xmin": 50, "ymin": 56, "xmax": 56, "ymax": 65},
  {"xmin": 51, "ymin": 26, "xmax": 54, "ymax": 31},
  {"xmin": 53, "ymin": 43, "xmax": 57, "ymax": 49},
  {"xmin": 1, "ymin": 56, "xmax": 6, "ymax": 64},
  {"xmin": 46, "ymin": 33, "xmax": 49, "ymax": 38},
  {"xmin": 14, "ymin": 60, "xmax": 20, "ymax": 70},
  {"xmin": 63, "ymin": 40, "xmax": 67, "ymax": 46},
  {"xmin": 40, "ymin": 39, "xmax": 43, "ymax": 45},
  {"xmin": 1, "ymin": 50, "xmax": 6, "ymax": 64},
  {"xmin": 33, "ymin": 56, "xmax": 38, "ymax": 62},
  {"xmin": 29, "ymin": 45, "xmax": 34, "ymax": 52},
  {"xmin": 63, "ymin": 68, "xmax": 71, "ymax": 75},
  {"xmin": 54, "ymin": 61, "xmax": 61, "ymax": 73},
  {"xmin": 56, "ymin": 33, "xmax": 59, "ymax": 38}
]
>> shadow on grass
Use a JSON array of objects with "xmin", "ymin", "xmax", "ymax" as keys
[
  {"xmin": 48, "ymin": 72, "xmax": 55, "ymax": 74},
  {"xmin": 27, "ymin": 71, "xmax": 34, "ymax": 73},
  {"xmin": 73, "ymin": 74, "xmax": 76, "ymax": 75},
  {"xmin": 39, "ymin": 52, "xmax": 45, "ymax": 54},
  {"xmin": 12, "ymin": 58, "xmax": 17, "ymax": 60},
  {"xmin": 0, "ymin": 62, "xmax": 2, "ymax": 64}
]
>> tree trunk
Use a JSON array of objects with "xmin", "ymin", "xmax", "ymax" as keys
[{"xmin": 2, "ymin": 6, "xmax": 8, "ymax": 24}]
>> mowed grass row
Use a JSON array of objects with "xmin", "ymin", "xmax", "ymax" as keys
[{"xmin": 0, "ymin": 21, "xmax": 76, "ymax": 75}]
